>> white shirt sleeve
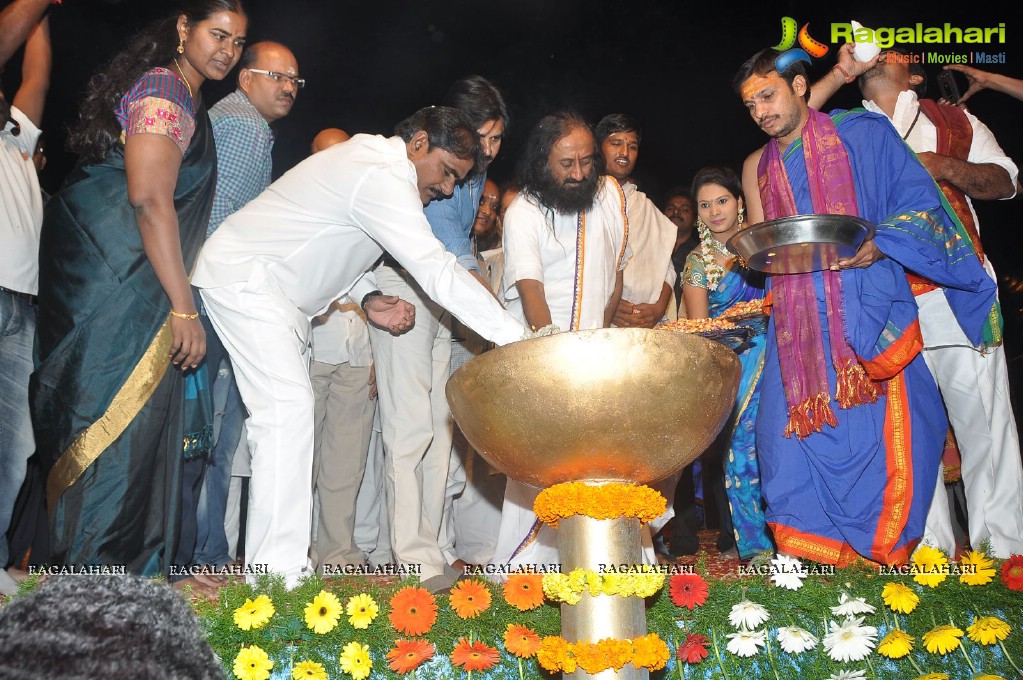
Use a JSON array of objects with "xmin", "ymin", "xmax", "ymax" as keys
[{"xmin": 965, "ymin": 109, "xmax": 1018, "ymax": 199}]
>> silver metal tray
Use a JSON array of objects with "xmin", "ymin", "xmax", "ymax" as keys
[{"xmin": 726, "ymin": 214, "xmax": 875, "ymax": 274}]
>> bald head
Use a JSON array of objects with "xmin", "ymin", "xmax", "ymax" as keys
[
  {"xmin": 238, "ymin": 41, "xmax": 300, "ymax": 123},
  {"xmin": 311, "ymin": 127, "xmax": 351, "ymax": 153}
]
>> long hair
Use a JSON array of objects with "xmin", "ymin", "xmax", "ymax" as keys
[
  {"xmin": 690, "ymin": 166, "xmax": 743, "ymax": 205},
  {"xmin": 517, "ymin": 111, "xmax": 592, "ymax": 196},
  {"xmin": 67, "ymin": 0, "xmax": 245, "ymax": 164},
  {"xmin": 442, "ymin": 75, "xmax": 509, "ymax": 132}
]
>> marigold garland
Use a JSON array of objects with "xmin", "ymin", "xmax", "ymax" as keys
[
  {"xmin": 533, "ymin": 482, "xmax": 666, "ymax": 527},
  {"xmin": 534, "ymin": 634, "xmax": 670, "ymax": 673},
  {"xmin": 542, "ymin": 567, "xmax": 665, "ymax": 604}
]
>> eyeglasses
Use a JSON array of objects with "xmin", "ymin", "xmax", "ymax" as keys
[{"xmin": 246, "ymin": 69, "xmax": 305, "ymax": 89}]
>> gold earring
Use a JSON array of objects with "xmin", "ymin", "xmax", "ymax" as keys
[
  {"xmin": 738, "ymin": 206, "xmax": 745, "ymax": 227},
  {"xmin": 177, "ymin": 38, "xmax": 185, "ymax": 54}
]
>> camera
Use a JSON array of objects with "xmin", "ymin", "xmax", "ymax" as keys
[{"xmin": 937, "ymin": 70, "xmax": 965, "ymax": 103}]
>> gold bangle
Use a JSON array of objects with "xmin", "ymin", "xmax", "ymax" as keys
[{"xmin": 169, "ymin": 309, "xmax": 199, "ymax": 320}]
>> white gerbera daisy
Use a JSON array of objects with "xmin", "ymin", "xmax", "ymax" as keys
[
  {"xmin": 769, "ymin": 554, "xmax": 808, "ymax": 590},
  {"xmin": 827, "ymin": 670, "xmax": 866, "ymax": 680},
  {"xmin": 776, "ymin": 625, "xmax": 818, "ymax": 654},
  {"xmin": 830, "ymin": 592, "xmax": 876, "ymax": 617},
  {"xmin": 725, "ymin": 629, "xmax": 767, "ymax": 657},
  {"xmin": 728, "ymin": 599, "xmax": 770, "ymax": 630},
  {"xmin": 822, "ymin": 616, "xmax": 878, "ymax": 662}
]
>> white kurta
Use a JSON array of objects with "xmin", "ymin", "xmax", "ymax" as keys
[
  {"xmin": 617, "ymin": 182, "xmax": 676, "ymax": 310},
  {"xmin": 501, "ymin": 176, "xmax": 631, "ymax": 329},
  {"xmin": 194, "ymin": 134, "xmax": 526, "ymax": 585},
  {"xmin": 491, "ymin": 176, "xmax": 636, "ymax": 575},
  {"xmin": 865, "ymin": 91, "xmax": 1023, "ymax": 558}
]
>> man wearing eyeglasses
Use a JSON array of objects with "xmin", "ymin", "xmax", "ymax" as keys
[{"xmin": 185, "ymin": 40, "xmax": 302, "ymax": 587}]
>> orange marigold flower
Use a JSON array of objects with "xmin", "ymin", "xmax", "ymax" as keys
[
  {"xmin": 537, "ymin": 636, "xmax": 575, "ymax": 674},
  {"xmin": 574, "ymin": 640, "xmax": 611, "ymax": 675},
  {"xmin": 388, "ymin": 586, "xmax": 438, "ymax": 637},
  {"xmin": 631, "ymin": 634, "xmax": 670, "ymax": 671},
  {"xmin": 533, "ymin": 482, "xmax": 666, "ymax": 527},
  {"xmin": 504, "ymin": 624, "xmax": 541, "ymax": 659},
  {"xmin": 386, "ymin": 638, "xmax": 434, "ymax": 675},
  {"xmin": 450, "ymin": 637, "xmax": 500, "ymax": 673},
  {"xmin": 669, "ymin": 573, "xmax": 709, "ymax": 610},
  {"xmin": 448, "ymin": 579, "xmax": 492, "ymax": 619},
  {"xmin": 1001, "ymin": 554, "xmax": 1023, "ymax": 591},
  {"xmin": 503, "ymin": 572, "xmax": 545, "ymax": 611}
]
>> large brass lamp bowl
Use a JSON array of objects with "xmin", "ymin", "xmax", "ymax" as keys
[{"xmin": 446, "ymin": 328, "xmax": 741, "ymax": 488}]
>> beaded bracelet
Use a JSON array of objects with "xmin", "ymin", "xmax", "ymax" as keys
[{"xmin": 169, "ymin": 310, "xmax": 199, "ymax": 320}]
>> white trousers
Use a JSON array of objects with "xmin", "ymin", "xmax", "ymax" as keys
[
  {"xmin": 369, "ymin": 265, "xmax": 454, "ymax": 580},
  {"xmin": 918, "ymin": 287, "xmax": 1023, "ymax": 558},
  {"xmin": 354, "ymin": 423, "xmax": 393, "ymax": 567},
  {"xmin": 201, "ymin": 280, "xmax": 315, "ymax": 587}
]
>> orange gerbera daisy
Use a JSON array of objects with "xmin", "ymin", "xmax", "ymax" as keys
[
  {"xmin": 503, "ymin": 573, "xmax": 544, "ymax": 611},
  {"xmin": 449, "ymin": 579, "xmax": 492, "ymax": 619},
  {"xmin": 450, "ymin": 637, "xmax": 500, "ymax": 673},
  {"xmin": 504, "ymin": 624, "xmax": 541, "ymax": 658},
  {"xmin": 386, "ymin": 638, "xmax": 435, "ymax": 674},
  {"xmin": 388, "ymin": 586, "xmax": 438, "ymax": 636}
]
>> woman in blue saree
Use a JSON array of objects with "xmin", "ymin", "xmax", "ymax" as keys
[
  {"xmin": 30, "ymin": 0, "xmax": 247, "ymax": 578},
  {"xmin": 682, "ymin": 166, "xmax": 774, "ymax": 561}
]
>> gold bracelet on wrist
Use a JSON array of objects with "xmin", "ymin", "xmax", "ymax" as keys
[{"xmin": 169, "ymin": 309, "xmax": 199, "ymax": 320}]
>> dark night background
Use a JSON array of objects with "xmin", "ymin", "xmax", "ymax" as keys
[{"xmin": 3, "ymin": 0, "xmax": 1021, "ymax": 402}]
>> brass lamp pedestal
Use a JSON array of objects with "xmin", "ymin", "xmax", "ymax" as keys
[{"xmin": 559, "ymin": 514, "xmax": 646, "ymax": 680}]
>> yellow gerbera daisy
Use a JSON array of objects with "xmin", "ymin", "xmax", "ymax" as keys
[
  {"xmin": 304, "ymin": 590, "xmax": 343, "ymax": 634},
  {"xmin": 291, "ymin": 659, "xmax": 328, "ymax": 680},
  {"xmin": 233, "ymin": 594, "xmax": 275, "ymax": 631},
  {"xmin": 345, "ymin": 593, "xmax": 379, "ymax": 630},
  {"xmin": 233, "ymin": 645, "xmax": 274, "ymax": 680},
  {"xmin": 339, "ymin": 641, "xmax": 373, "ymax": 680},
  {"xmin": 911, "ymin": 545, "xmax": 949, "ymax": 588},
  {"xmin": 959, "ymin": 550, "xmax": 997, "ymax": 586},
  {"xmin": 966, "ymin": 616, "xmax": 1010, "ymax": 645},
  {"xmin": 922, "ymin": 625, "xmax": 963, "ymax": 654},
  {"xmin": 877, "ymin": 629, "xmax": 914, "ymax": 659},
  {"xmin": 881, "ymin": 581, "xmax": 919, "ymax": 614}
]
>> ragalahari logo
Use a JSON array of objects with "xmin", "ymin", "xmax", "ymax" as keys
[{"xmin": 773, "ymin": 17, "xmax": 830, "ymax": 58}]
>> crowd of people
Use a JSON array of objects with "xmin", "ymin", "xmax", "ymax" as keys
[{"xmin": 3, "ymin": 0, "xmax": 1023, "ymax": 601}]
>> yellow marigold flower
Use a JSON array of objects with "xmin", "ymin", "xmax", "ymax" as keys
[
  {"xmin": 877, "ymin": 629, "xmax": 914, "ymax": 659},
  {"xmin": 233, "ymin": 645, "xmax": 274, "ymax": 680},
  {"xmin": 922, "ymin": 624, "xmax": 964, "ymax": 654},
  {"xmin": 881, "ymin": 581, "xmax": 919, "ymax": 614},
  {"xmin": 972, "ymin": 675, "xmax": 1007, "ymax": 680},
  {"xmin": 959, "ymin": 550, "xmax": 997, "ymax": 586},
  {"xmin": 345, "ymin": 593, "xmax": 378, "ymax": 630},
  {"xmin": 233, "ymin": 594, "xmax": 275, "ymax": 631},
  {"xmin": 966, "ymin": 616, "xmax": 1010, "ymax": 645},
  {"xmin": 911, "ymin": 545, "xmax": 949, "ymax": 588},
  {"xmin": 291, "ymin": 659, "xmax": 327, "ymax": 680},
  {"xmin": 304, "ymin": 590, "xmax": 342, "ymax": 634},
  {"xmin": 339, "ymin": 641, "xmax": 373, "ymax": 680}
]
